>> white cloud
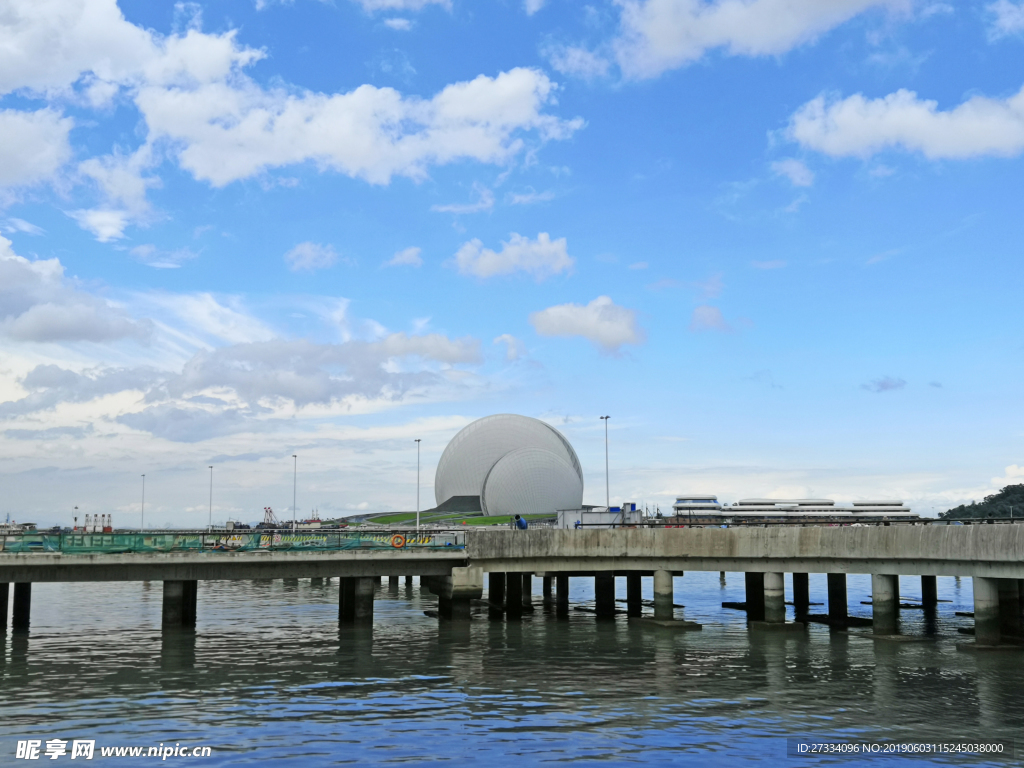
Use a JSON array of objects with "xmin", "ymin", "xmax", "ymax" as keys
[
  {"xmin": 454, "ymin": 232, "xmax": 573, "ymax": 280},
  {"xmin": 138, "ymin": 66, "xmax": 583, "ymax": 187},
  {"xmin": 989, "ymin": 0, "xmax": 1024, "ymax": 38},
  {"xmin": 129, "ymin": 244, "xmax": 199, "ymax": 269},
  {"xmin": 0, "ymin": 235, "xmax": 151, "ymax": 343},
  {"xmin": 142, "ymin": 292, "xmax": 275, "ymax": 345},
  {"xmin": 68, "ymin": 209, "xmax": 131, "ymax": 242},
  {"xmin": 432, "ymin": 185, "xmax": 495, "ymax": 214},
  {"xmin": 545, "ymin": 45, "xmax": 611, "ymax": 79},
  {"xmin": 385, "ymin": 246, "xmax": 423, "ymax": 267},
  {"xmin": 383, "ymin": 18, "xmax": 413, "ymax": 30},
  {"xmin": 530, "ymin": 295, "xmax": 644, "ymax": 351},
  {"xmin": 689, "ymin": 305, "xmax": 731, "ymax": 332},
  {"xmin": 493, "ymin": 333, "xmax": 526, "ymax": 361},
  {"xmin": 612, "ymin": 0, "xmax": 905, "ymax": 79},
  {"xmin": 0, "ymin": 108, "xmax": 74, "ymax": 188},
  {"xmin": 788, "ymin": 86, "xmax": 1024, "ymax": 159},
  {"xmin": 352, "ymin": 0, "xmax": 450, "ymax": 11},
  {"xmin": 771, "ymin": 158, "xmax": 814, "ymax": 186},
  {"xmin": 694, "ymin": 273, "xmax": 724, "ymax": 299},
  {"xmin": 507, "ymin": 188, "xmax": 555, "ymax": 205},
  {"xmin": 285, "ymin": 242, "xmax": 338, "ymax": 272},
  {"xmin": 78, "ymin": 146, "xmax": 157, "ymax": 215},
  {"xmin": 525, "ymin": 0, "xmax": 547, "ymax": 14},
  {"xmin": 2, "ymin": 218, "xmax": 45, "ymax": 236}
]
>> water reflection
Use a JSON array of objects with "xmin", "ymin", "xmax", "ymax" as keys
[{"xmin": 0, "ymin": 574, "xmax": 1020, "ymax": 765}]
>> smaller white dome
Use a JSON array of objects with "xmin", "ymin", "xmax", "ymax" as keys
[{"xmin": 481, "ymin": 447, "xmax": 583, "ymax": 517}]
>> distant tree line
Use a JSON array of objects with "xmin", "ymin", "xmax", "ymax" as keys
[{"xmin": 941, "ymin": 484, "xmax": 1024, "ymax": 519}]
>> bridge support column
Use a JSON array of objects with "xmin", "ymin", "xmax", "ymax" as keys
[
  {"xmin": 921, "ymin": 575, "xmax": 938, "ymax": 609},
  {"xmin": 997, "ymin": 579, "xmax": 1022, "ymax": 639},
  {"xmin": 542, "ymin": 576, "xmax": 553, "ymax": 607},
  {"xmin": 595, "ymin": 573, "xmax": 616, "ymax": 619},
  {"xmin": 389, "ymin": 576, "xmax": 399, "ymax": 590},
  {"xmin": 792, "ymin": 573, "xmax": 809, "ymax": 619},
  {"xmin": 872, "ymin": 574, "xmax": 898, "ymax": 635},
  {"xmin": 744, "ymin": 573, "xmax": 764, "ymax": 621},
  {"xmin": 339, "ymin": 577, "xmax": 375, "ymax": 624},
  {"xmin": 405, "ymin": 575, "xmax": 413, "ymax": 586},
  {"xmin": 12, "ymin": 583, "xmax": 30, "ymax": 630},
  {"xmin": 505, "ymin": 573, "xmax": 523, "ymax": 619},
  {"xmin": 654, "ymin": 570, "xmax": 674, "ymax": 621},
  {"xmin": 827, "ymin": 573, "xmax": 848, "ymax": 625},
  {"xmin": 162, "ymin": 580, "xmax": 196, "ymax": 629},
  {"xmin": 973, "ymin": 577, "xmax": 1001, "ymax": 646},
  {"xmin": 626, "ymin": 573, "xmax": 642, "ymax": 617},
  {"xmin": 437, "ymin": 566, "xmax": 483, "ymax": 622},
  {"xmin": 522, "ymin": 573, "xmax": 534, "ymax": 612},
  {"xmin": 488, "ymin": 572, "xmax": 505, "ymax": 618},
  {"xmin": 556, "ymin": 575, "xmax": 569, "ymax": 618},
  {"xmin": 764, "ymin": 572, "xmax": 785, "ymax": 624},
  {"xmin": 0, "ymin": 583, "xmax": 8, "ymax": 631}
]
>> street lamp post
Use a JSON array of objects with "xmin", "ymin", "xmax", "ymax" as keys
[
  {"xmin": 208, "ymin": 466, "xmax": 213, "ymax": 530},
  {"xmin": 600, "ymin": 415, "xmax": 610, "ymax": 509},
  {"xmin": 141, "ymin": 475, "xmax": 145, "ymax": 531},
  {"xmin": 292, "ymin": 455, "xmax": 298, "ymax": 532},
  {"xmin": 73, "ymin": 505, "xmax": 78, "ymax": 531},
  {"xmin": 415, "ymin": 439, "xmax": 421, "ymax": 532}
]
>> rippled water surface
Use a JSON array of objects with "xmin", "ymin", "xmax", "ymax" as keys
[{"xmin": 2, "ymin": 573, "xmax": 1022, "ymax": 765}]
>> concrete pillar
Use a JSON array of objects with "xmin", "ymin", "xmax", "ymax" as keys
[
  {"xmin": 542, "ymin": 575, "xmax": 553, "ymax": 606},
  {"xmin": 339, "ymin": 577, "xmax": 356, "ymax": 622},
  {"xmin": 522, "ymin": 573, "xmax": 534, "ymax": 611},
  {"xmin": 162, "ymin": 580, "xmax": 185, "ymax": 628},
  {"xmin": 182, "ymin": 580, "xmax": 197, "ymax": 627},
  {"xmin": 353, "ymin": 577, "xmax": 374, "ymax": 623},
  {"xmin": 595, "ymin": 573, "xmax": 616, "ymax": 619},
  {"xmin": 389, "ymin": 575, "xmax": 400, "ymax": 589},
  {"xmin": 505, "ymin": 572, "xmax": 523, "ymax": 618},
  {"xmin": 792, "ymin": 573, "xmax": 809, "ymax": 618},
  {"xmin": 488, "ymin": 572, "xmax": 506, "ymax": 618},
  {"xmin": 744, "ymin": 572, "xmax": 765, "ymax": 621},
  {"xmin": 405, "ymin": 575, "xmax": 413, "ymax": 586},
  {"xmin": 626, "ymin": 573, "xmax": 642, "ymax": 617},
  {"xmin": 872, "ymin": 574, "xmax": 898, "ymax": 635},
  {"xmin": 921, "ymin": 575, "xmax": 938, "ymax": 609},
  {"xmin": 555, "ymin": 575, "xmax": 569, "ymax": 618},
  {"xmin": 654, "ymin": 569, "xmax": 674, "ymax": 621},
  {"xmin": 997, "ymin": 579, "xmax": 1022, "ymax": 639},
  {"xmin": 12, "ymin": 583, "xmax": 30, "ymax": 630},
  {"xmin": 827, "ymin": 573, "xmax": 848, "ymax": 624},
  {"xmin": 973, "ymin": 576, "xmax": 1001, "ymax": 646},
  {"xmin": 0, "ymin": 583, "xmax": 8, "ymax": 630},
  {"xmin": 764, "ymin": 572, "xmax": 785, "ymax": 624},
  {"xmin": 436, "ymin": 566, "xmax": 482, "ymax": 622}
]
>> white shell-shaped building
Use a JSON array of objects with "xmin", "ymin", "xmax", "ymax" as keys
[{"xmin": 435, "ymin": 414, "xmax": 584, "ymax": 516}]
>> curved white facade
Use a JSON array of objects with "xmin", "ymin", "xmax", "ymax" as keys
[{"xmin": 435, "ymin": 414, "xmax": 584, "ymax": 516}]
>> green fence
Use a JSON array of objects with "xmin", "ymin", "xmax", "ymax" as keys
[{"xmin": 0, "ymin": 529, "xmax": 464, "ymax": 555}]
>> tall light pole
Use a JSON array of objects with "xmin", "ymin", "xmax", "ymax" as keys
[
  {"xmin": 140, "ymin": 475, "xmax": 145, "ymax": 531},
  {"xmin": 292, "ymin": 454, "xmax": 298, "ymax": 532},
  {"xmin": 73, "ymin": 505, "xmax": 78, "ymax": 531},
  {"xmin": 415, "ymin": 439, "xmax": 421, "ymax": 531},
  {"xmin": 600, "ymin": 415, "xmax": 610, "ymax": 509},
  {"xmin": 208, "ymin": 466, "xmax": 213, "ymax": 530}
]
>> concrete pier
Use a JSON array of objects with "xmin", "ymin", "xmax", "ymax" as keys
[
  {"xmin": 405, "ymin": 575, "xmax": 413, "ymax": 586},
  {"xmin": 595, "ymin": 573, "xmax": 616, "ymax": 619},
  {"xmin": 505, "ymin": 572, "xmax": 523, "ymax": 618},
  {"xmin": 792, "ymin": 573, "xmax": 809, "ymax": 618},
  {"xmin": 744, "ymin": 572, "xmax": 765, "ymax": 621},
  {"xmin": 522, "ymin": 573, "xmax": 534, "ymax": 611},
  {"xmin": 871, "ymin": 574, "xmax": 898, "ymax": 635},
  {"xmin": 434, "ymin": 566, "xmax": 483, "ymax": 621},
  {"xmin": 763, "ymin": 572, "xmax": 785, "ymax": 624},
  {"xmin": 827, "ymin": 573, "xmax": 848, "ymax": 625},
  {"xmin": 542, "ymin": 575, "xmax": 552, "ymax": 607},
  {"xmin": 389, "ymin": 575, "xmax": 399, "ymax": 589},
  {"xmin": 556, "ymin": 575, "xmax": 569, "ymax": 618},
  {"xmin": 162, "ymin": 580, "xmax": 197, "ymax": 628},
  {"xmin": 921, "ymin": 575, "xmax": 938, "ymax": 609},
  {"xmin": 12, "ymin": 582, "xmax": 30, "ymax": 630},
  {"xmin": 488, "ymin": 572, "xmax": 505, "ymax": 618},
  {"xmin": 0, "ymin": 582, "xmax": 8, "ymax": 630},
  {"xmin": 339, "ymin": 576, "xmax": 375, "ymax": 624},
  {"xmin": 653, "ymin": 569, "xmax": 673, "ymax": 620},
  {"xmin": 973, "ymin": 576, "xmax": 1001, "ymax": 646},
  {"xmin": 997, "ymin": 578, "xmax": 1021, "ymax": 639},
  {"xmin": 626, "ymin": 573, "xmax": 642, "ymax": 617}
]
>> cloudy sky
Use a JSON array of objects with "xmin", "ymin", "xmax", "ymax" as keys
[{"xmin": 2, "ymin": 0, "xmax": 1023, "ymax": 527}]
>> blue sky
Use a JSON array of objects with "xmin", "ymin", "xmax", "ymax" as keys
[{"xmin": 2, "ymin": 0, "xmax": 1023, "ymax": 527}]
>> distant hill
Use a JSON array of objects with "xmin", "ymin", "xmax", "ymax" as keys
[{"xmin": 941, "ymin": 484, "xmax": 1024, "ymax": 520}]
